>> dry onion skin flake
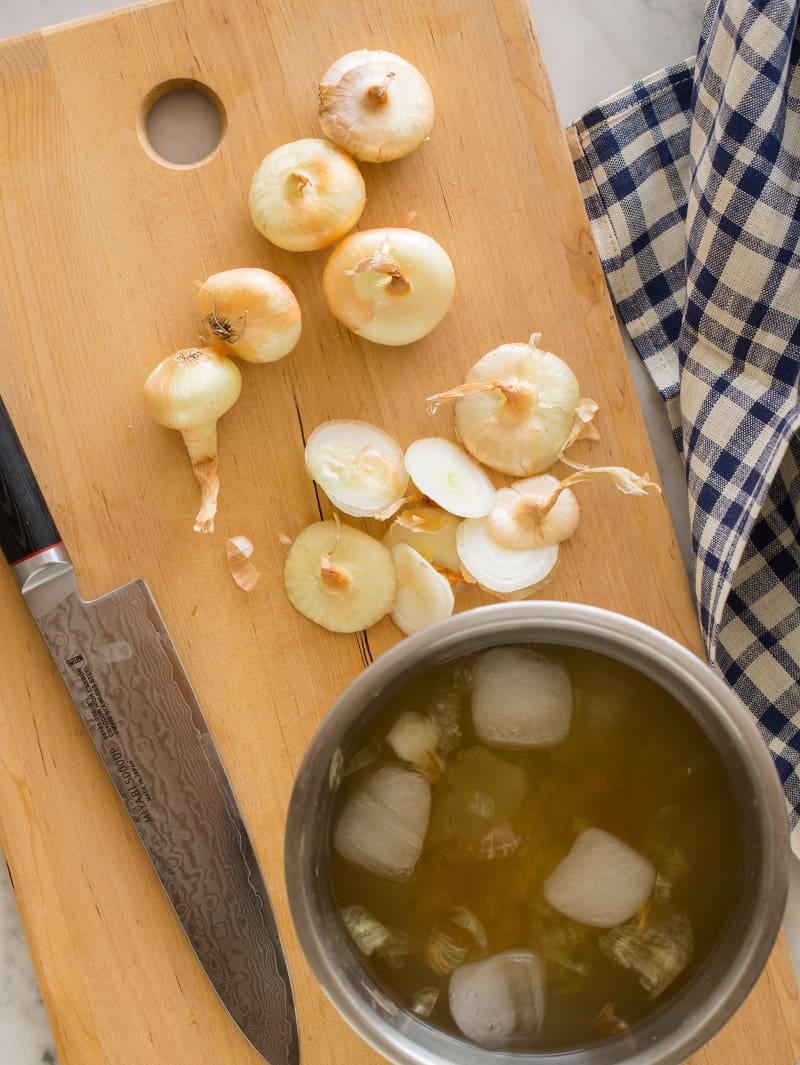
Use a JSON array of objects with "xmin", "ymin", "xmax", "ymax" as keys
[
  {"xmin": 405, "ymin": 437, "xmax": 495, "ymax": 518},
  {"xmin": 389, "ymin": 542, "xmax": 455, "ymax": 635},
  {"xmin": 143, "ymin": 347, "xmax": 242, "ymax": 534},
  {"xmin": 304, "ymin": 420, "xmax": 408, "ymax": 517},
  {"xmin": 249, "ymin": 138, "xmax": 366, "ymax": 252},
  {"xmin": 226, "ymin": 535, "xmax": 260, "ymax": 591},
  {"xmin": 198, "ymin": 268, "xmax": 302, "ymax": 364},
  {"xmin": 428, "ymin": 334, "xmax": 597, "ymax": 476},
  {"xmin": 323, "ymin": 228, "xmax": 456, "ymax": 346},
  {"xmin": 318, "ymin": 49, "xmax": 435, "ymax": 163},
  {"xmin": 283, "ymin": 519, "xmax": 397, "ymax": 632}
]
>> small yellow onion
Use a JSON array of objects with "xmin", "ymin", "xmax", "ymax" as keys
[
  {"xmin": 318, "ymin": 49, "xmax": 435, "ymax": 163},
  {"xmin": 198, "ymin": 268, "xmax": 301, "ymax": 364},
  {"xmin": 143, "ymin": 347, "xmax": 241, "ymax": 533},
  {"xmin": 249, "ymin": 138, "xmax": 366, "ymax": 252},
  {"xmin": 323, "ymin": 227, "xmax": 455, "ymax": 346},
  {"xmin": 488, "ymin": 475, "xmax": 580, "ymax": 550},
  {"xmin": 428, "ymin": 334, "xmax": 598, "ymax": 476}
]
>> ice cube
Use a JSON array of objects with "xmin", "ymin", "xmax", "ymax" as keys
[
  {"xmin": 472, "ymin": 647, "xmax": 573, "ymax": 748},
  {"xmin": 543, "ymin": 827, "xmax": 655, "ymax": 928},
  {"xmin": 333, "ymin": 765, "xmax": 431, "ymax": 880},
  {"xmin": 448, "ymin": 950, "xmax": 546, "ymax": 1049}
]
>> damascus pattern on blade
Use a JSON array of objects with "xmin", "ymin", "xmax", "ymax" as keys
[{"xmin": 36, "ymin": 577, "xmax": 298, "ymax": 1065}]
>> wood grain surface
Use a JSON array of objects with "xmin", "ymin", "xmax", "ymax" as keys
[{"xmin": 0, "ymin": 0, "xmax": 797, "ymax": 1063}]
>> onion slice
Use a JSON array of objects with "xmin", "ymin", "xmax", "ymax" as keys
[
  {"xmin": 405, "ymin": 438, "xmax": 495, "ymax": 518},
  {"xmin": 390, "ymin": 543, "xmax": 455, "ymax": 635},
  {"xmin": 456, "ymin": 516, "xmax": 558, "ymax": 595},
  {"xmin": 384, "ymin": 504, "xmax": 462, "ymax": 574},
  {"xmin": 226, "ymin": 535, "xmax": 260, "ymax": 591},
  {"xmin": 284, "ymin": 519, "xmax": 397, "ymax": 632},
  {"xmin": 305, "ymin": 420, "xmax": 408, "ymax": 517}
]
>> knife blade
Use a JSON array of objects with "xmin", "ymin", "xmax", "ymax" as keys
[{"xmin": 0, "ymin": 393, "xmax": 299, "ymax": 1065}]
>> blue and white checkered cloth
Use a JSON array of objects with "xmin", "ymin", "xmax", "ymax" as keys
[{"xmin": 567, "ymin": 0, "xmax": 800, "ymax": 853}]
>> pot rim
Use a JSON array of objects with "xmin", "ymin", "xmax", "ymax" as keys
[{"xmin": 285, "ymin": 601, "xmax": 789, "ymax": 1065}]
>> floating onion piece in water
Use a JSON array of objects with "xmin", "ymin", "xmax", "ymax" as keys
[
  {"xmin": 390, "ymin": 543, "xmax": 455, "ymax": 635},
  {"xmin": 427, "ymin": 334, "xmax": 597, "ymax": 476},
  {"xmin": 143, "ymin": 347, "xmax": 242, "ymax": 534},
  {"xmin": 426, "ymin": 907, "xmax": 488, "ymax": 975},
  {"xmin": 340, "ymin": 905, "xmax": 394, "ymax": 956},
  {"xmin": 323, "ymin": 228, "xmax": 456, "ymax": 346},
  {"xmin": 411, "ymin": 987, "xmax": 440, "ymax": 1018},
  {"xmin": 304, "ymin": 420, "xmax": 408, "ymax": 517},
  {"xmin": 318, "ymin": 50, "xmax": 434, "ymax": 163},
  {"xmin": 478, "ymin": 821, "xmax": 523, "ymax": 860},
  {"xmin": 225, "ymin": 535, "xmax": 260, "ymax": 591},
  {"xmin": 456, "ymin": 516, "xmax": 559, "ymax": 596},
  {"xmin": 249, "ymin": 138, "xmax": 366, "ymax": 251},
  {"xmin": 197, "ymin": 268, "xmax": 302, "ymax": 364},
  {"xmin": 598, "ymin": 909, "xmax": 694, "ymax": 999},
  {"xmin": 283, "ymin": 518, "xmax": 397, "ymax": 632},
  {"xmin": 405, "ymin": 438, "xmax": 495, "ymax": 518},
  {"xmin": 386, "ymin": 710, "xmax": 440, "ymax": 766},
  {"xmin": 384, "ymin": 504, "xmax": 463, "ymax": 576},
  {"xmin": 592, "ymin": 1003, "xmax": 631, "ymax": 1037}
]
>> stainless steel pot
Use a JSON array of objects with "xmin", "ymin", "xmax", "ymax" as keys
[{"xmin": 285, "ymin": 602, "xmax": 788, "ymax": 1065}]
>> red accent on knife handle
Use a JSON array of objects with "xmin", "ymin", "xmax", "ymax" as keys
[{"xmin": 0, "ymin": 394, "xmax": 63, "ymax": 568}]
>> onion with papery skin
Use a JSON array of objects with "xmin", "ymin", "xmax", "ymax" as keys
[
  {"xmin": 198, "ymin": 268, "xmax": 301, "ymax": 364},
  {"xmin": 427, "ymin": 334, "xmax": 598, "ymax": 476},
  {"xmin": 249, "ymin": 138, "xmax": 366, "ymax": 252},
  {"xmin": 488, "ymin": 475, "xmax": 580, "ymax": 549},
  {"xmin": 323, "ymin": 228, "xmax": 455, "ymax": 346},
  {"xmin": 405, "ymin": 437, "xmax": 495, "ymax": 518},
  {"xmin": 318, "ymin": 49, "xmax": 434, "ymax": 163},
  {"xmin": 305, "ymin": 420, "xmax": 408, "ymax": 517},
  {"xmin": 143, "ymin": 347, "xmax": 241, "ymax": 534},
  {"xmin": 283, "ymin": 518, "xmax": 396, "ymax": 632},
  {"xmin": 488, "ymin": 466, "xmax": 659, "ymax": 549}
]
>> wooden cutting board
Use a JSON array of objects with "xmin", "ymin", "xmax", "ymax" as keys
[{"xmin": 0, "ymin": 0, "xmax": 797, "ymax": 1063}]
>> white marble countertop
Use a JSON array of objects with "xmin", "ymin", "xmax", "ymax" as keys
[{"xmin": 0, "ymin": 1, "xmax": 798, "ymax": 1063}]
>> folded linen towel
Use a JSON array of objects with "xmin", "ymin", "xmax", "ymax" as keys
[{"xmin": 567, "ymin": 0, "xmax": 800, "ymax": 852}]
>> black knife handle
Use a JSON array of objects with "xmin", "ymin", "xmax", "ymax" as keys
[{"xmin": 0, "ymin": 394, "xmax": 62, "ymax": 567}]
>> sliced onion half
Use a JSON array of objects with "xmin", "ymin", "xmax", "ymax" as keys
[
  {"xmin": 384, "ymin": 504, "xmax": 462, "ymax": 573},
  {"xmin": 390, "ymin": 543, "xmax": 455, "ymax": 635},
  {"xmin": 305, "ymin": 420, "xmax": 408, "ymax": 517},
  {"xmin": 456, "ymin": 516, "xmax": 558, "ymax": 595},
  {"xmin": 405, "ymin": 437, "xmax": 495, "ymax": 518}
]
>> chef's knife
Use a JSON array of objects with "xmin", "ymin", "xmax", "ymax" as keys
[{"xmin": 0, "ymin": 394, "xmax": 299, "ymax": 1065}]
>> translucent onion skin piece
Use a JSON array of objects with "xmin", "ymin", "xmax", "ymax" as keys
[
  {"xmin": 453, "ymin": 335, "xmax": 581, "ymax": 476},
  {"xmin": 405, "ymin": 438, "xmax": 495, "ymax": 518},
  {"xmin": 249, "ymin": 138, "xmax": 366, "ymax": 252},
  {"xmin": 456, "ymin": 516, "xmax": 559, "ymax": 594},
  {"xmin": 318, "ymin": 50, "xmax": 435, "ymax": 163},
  {"xmin": 283, "ymin": 519, "xmax": 397, "ymax": 632},
  {"xmin": 322, "ymin": 228, "xmax": 456, "ymax": 346},
  {"xmin": 304, "ymin": 420, "xmax": 408, "ymax": 517},
  {"xmin": 390, "ymin": 543, "xmax": 455, "ymax": 635}
]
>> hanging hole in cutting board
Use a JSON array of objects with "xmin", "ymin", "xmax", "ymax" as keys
[{"xmin": 138, "ymin": 79, "xmax": 226, "ymax": 168}]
